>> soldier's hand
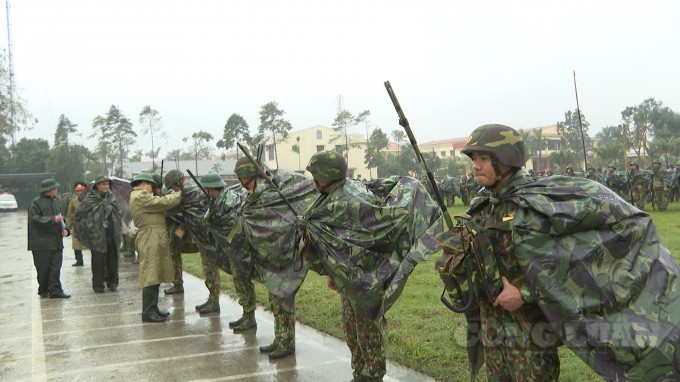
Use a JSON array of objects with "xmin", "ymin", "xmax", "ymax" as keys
[
  {"xmin": 55, "ymin": 214, "xmax": 64, "ymax": 223},
  {"xmin": 493, "ymin": 277, "xmax": 524, "ymax": 312}
]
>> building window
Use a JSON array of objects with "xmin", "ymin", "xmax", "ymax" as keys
[
  {"xmin": 440, "ymin": 151, "xmax": 446, "ymax": 157},
  {"xmin": 267, "ymin": 145, "xmax": 275, "ymax": 161},
  {"xmin": 449, "ymin": 150, "xmax": 455, "ymax": 156},
  {"xmin": 316, "ymin": 145, "xmax": 325, "ymax": 152},
  {"xmin": 547, "ymin": 140, "xmax": 561, "ymax": 151},
  {"xmin": 316, "ymin": 130, "xmax": 323, "ymax": 139},
  {"xmin": 335, "ymin": 145, "xmax": 343, "ymax": 153}
]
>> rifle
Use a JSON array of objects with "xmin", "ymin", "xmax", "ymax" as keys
[
  {"xmin": 384, "ymin": 81, "xmax": 453, "ymax": 230},
  {"xmin": 186, "ymin": 169, "xmax": 210, "ymax": 199}
]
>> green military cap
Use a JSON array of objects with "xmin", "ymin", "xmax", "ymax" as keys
[
  {"xmin": 234, "ymin": 157, "xmax": 258, "ymax": 178},
  {"xmin": 93, "ymin": 174, "xmax": 111, "ymax": 185},
  {"xmin": 652, "ymin": 160, "xmax": 662, "ymax": 165},
  {"xmin": 39, "ymin": 178, "xmax": 60, "ymax": 193},
  {"xmin": 164, "ymin": 170, "xmax": 184, "ymax": 189},
  {"xmin": 608, "ymin": 163, "xmax": 616, "ymax": 169},
  {"xmin": 462, "ymin": 124, "xmax": 525, "ymax": 168},
  {"xmin": 306, "ymin": 151, "xmax": 348, "ymax": 182},
  {"xmin": 199, "ymin": 172, "xmax": 226, "ymax": 188},
  {"xmin": 131, "ymin": 173, "xmax": 156, "ymax": 187},
  {"xmin": 630, "ymin": 162, "xmax": 638, "ymax": 167}
]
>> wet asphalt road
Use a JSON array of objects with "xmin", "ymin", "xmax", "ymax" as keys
[{"xmin": 0, "ymin": 211, "xmax": 435, "ymax": 382}]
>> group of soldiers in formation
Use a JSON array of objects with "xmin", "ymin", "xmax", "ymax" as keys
[{"xmin": 431, "ymin": 161, "xmax": 680, "ymax": 212}]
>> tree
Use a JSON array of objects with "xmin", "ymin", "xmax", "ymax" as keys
[
  {"xmin": 531, "ymin": 128, "xmax": 548, "ymax": 171},
  {"xmin": 330, "ymin": 109, "xmax": 369, "ymax": 162},
  {"xmin": 518, "ymin": 129, "xmax": 534, "ymax": 163},
  {"xmin": 649, "ymin": 136, "xmax": 680, "ymax": 167},
  {"xmin": 130, "ymin": 149, "xmax": 144, "ymax": 162},
  {"xmin": 257, "ymin": 101, "xmax": 292, "ymax": 169},
  {"xmin": 548, "ymin": 149, "xmax": 579, "ymax": 173},
  {"xmin": 441, "ymin": 155, "xmax": 470, "ymax": 177},
  {"xmin": 45, "ymin": 115, "xmax": 92, "ymax": 188},
  {"xmin": 291, "ymin": 136, "xmax": 301, "ymax": 171},
  {"xmin": 139, "ymin": 105, "xmax": 166, "ymax": 169},
  {"xmin": 0, "ymin": 51, "xmax": 34, "ymax": 146},
  {"xmin": 594, "ymin": 125, "xmax": 625, "ymax": 168},
  {"xmin": 217, "ymin": 113, "xmax": 255, "ymax": 157},
  {"xmin": 557, "ymin": 109, "xmax": 590, "ymax": 167},
  {"xmin": 364, "ymin": 128, "xmax": 389, "ymax": 177},
  {"xmin": 91, "ymin": 105, "xmax": 136, "ymax": 177},
  {"xmin": 10, "ymin": 138, "xmax": 50, "ymax": 173},
  {"xmin": 183, "ymin": 130, "xmax": 214, "ymax": 175},
  {"xmin": 391, "ymin": 130, "xmax": 406, "ymax": 155}
]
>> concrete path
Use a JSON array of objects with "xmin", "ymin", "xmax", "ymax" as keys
[{"xmin": 0, "ymin": 211, "xmax": 435, "ymax": 382}]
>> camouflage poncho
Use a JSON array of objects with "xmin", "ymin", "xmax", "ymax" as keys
[
  {"xmin": 299, "ymin": 176, "xmax": 443, "ymax": 320},
  {"xmin": 180, "ymin": 180, "xmax": 226, "ymax": 271},
  {"xmin": 205, "ymin": 185, "xmax": 248, "ymax": 275},
  {"xmin": 440, "ymin": 175, "xmax": 680, "ymax": 381},
  {"xmin": 74, "ymin": 189, "xmax": 122, "ymax": 254},
  {"xmin": 235, "ymin": 169, "xmax": 317, "ymax": 310}
]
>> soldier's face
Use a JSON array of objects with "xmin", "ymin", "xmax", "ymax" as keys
[
  {"xmin": 470, "ymin": 152, "xmax": 499, "ymax": 187},
  {"xmin": 239, "ymin": 176, "xmax": 256, "ymax": 191},
  {"xmin": 95, "ymin": 181, "xmax": 110, "ymax": 193}
]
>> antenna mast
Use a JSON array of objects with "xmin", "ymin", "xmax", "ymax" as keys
[{"xmin": 5, "ymin": 0, "xmax": 16, "ymax": 144}]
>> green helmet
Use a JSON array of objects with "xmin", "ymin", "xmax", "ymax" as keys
[
  {"xmin": 306, "ymin": 151, "xmax": 347, "ymax": 182},
  {"xmin": 199, "ymin": 172, "xmax": 226, "ymax": 188},
  {"xmin": 152, "ymin": 174, "xmax": 162, "ymax": 189},
  {"xmin": 461, "ymin": 124, "xmax": 525, "ymax": 168},
  {"xmin": 164, "ymin": 170, "xmax": 184, "ymax": 189},
  {"xmin": 131, "ymin": 173, "xmax": 156, "ymax": 187},
  {"xmin": 234, "ymin": 157, "xmax": 258, "ymax": 178}
]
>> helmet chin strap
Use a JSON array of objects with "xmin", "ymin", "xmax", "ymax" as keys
[{"xmin": 490, "ymin": 158, "xmax": 518, "ymax": 191}]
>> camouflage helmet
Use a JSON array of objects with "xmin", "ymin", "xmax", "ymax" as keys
[
  {"xmin": 630, "ymin": 162, "xmax": 638, "ymax": 167},
  {"xmin": 306, "ymin": 151, "xmax": 347, "ymax": 182},
  {"xmin": 164, "ymin": 169, "xmax": 184, "ymax": 189},
  {"xmin": 608, "ymin": 163, "xmax": 616, "ymax": 169},
  {"xmin": 199, "ymin": 172, "xmax": 226, "ymax": 189},
  {"xmin": 461, "ymin": 124, "xmax": 525, "ymax": 168},
  {"xmin": 652, "ymin": 160, "xmax": 662, "ymax": 165},
  {"xmin": 234, "ymin": 157, "xmax": 258, "ymax": 178}
]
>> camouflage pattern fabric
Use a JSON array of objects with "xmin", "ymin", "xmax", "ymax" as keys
[
  {"xmin": 199, "ymin": 246, "xmax": 221, "ymax": 302},
  {"xmin": 270, "ymin": 293, "xmax": 295, "ymax": 350},
  {"xmin": 341, "ymin": 294, "xmax": 386, "ymax": 381},
  {"xmin": 205, "ymin": 185, "xmax": 256, "ymax": 313},
  {"xmin": 439, "ymin": 174, "xmax": 680, "ymax": 381},
  {"xmin": 299, "ymin": 176, "xmax": 443, "ymax": 320},
  {"xmin": 603, "ymin": 171, "xmax": 626, "ymax": 197},
  {"xmin": 651, "ymin": 168, "xmax": 672, "ymax": 211},
  {"xmin": 74, "ymin": 189, "xmax": 122, "ymax": 254},
  {"xmin": 236, "ymin": 169, "xmax": 317, "ymax": 311},
  {"xmin": 439, "ymin": 176, "xmax": 462, "ymax": 206}
]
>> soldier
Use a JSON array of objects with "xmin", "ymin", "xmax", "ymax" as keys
[
  {"xmin": 28, "ymin": 179, "xmax": 71, "ymax": 299},
  {"xmin": 232, "ymin": 157, "xmax": 316, "ymax": 359},
  {"xmin": 199, "ymin": 172, "xmax": 257, "ymax": 327},
  {"xmin": 162, "ymin": 170, "xmax": 186, "ymax": 295},
  {"xmin": 435, "ymin": 125, "xmax": 560, "ymax": 381},
  {"xmin": 650, "ymin": 160, "xmax": 670, "ymax": 211},
  {"xmin": 586, "ymin": 166, "xmax": 599, "ymax": 182},
  {"xmin": 75, "ymin": 175, "xmax": 121, "ymax": 293},
  {"xmin": 603, "ymin": 164, "xmax": 624, "ymax": 197},
  {"xmin": 565, "ymin": 166, "xmax": 575, "ymax": 176},
  {"xmin": 671, "ymin": 164, "xmax": 680, "ymax": 202},
  {"xmin": 627, "ymin": 162, "xmax": 647, "ymax": 209},
  {"xmin": 66, "ymin": 181, "xmax": 88, "ymax": 266},
  {"xmin": 129, "ymin": 173, "xmax": 183, "ymax": 323}
]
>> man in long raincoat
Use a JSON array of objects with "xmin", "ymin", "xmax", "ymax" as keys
[
  {"xmin": 66, "ymin": 181, "xmax": 88, "ymax": 266},
  {"xmin": 129, "ymin": 173, "xmax": 182, "ymax": 323}
]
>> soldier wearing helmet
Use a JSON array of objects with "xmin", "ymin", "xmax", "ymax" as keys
[
  {"xmin": 305, "ymin": 151, "xmax": 347, "ymax": 194},
  {"xmin": 627, "ymin": 162, "xmax": 647, "ymax": 209},
  {"xmin": 161, "ymin": 170, "xmax": 189, "ymax": 296},
  {"xmin": 441, "ymin": 124, "xmax": 560, "ymax": 381},
  {"xmin": 565, "ymin": 166, "xmax": 575, "ymax": 177},
  {"xmin": 651, "ymin": 160, "xmax": 670, "ymax": 211}
]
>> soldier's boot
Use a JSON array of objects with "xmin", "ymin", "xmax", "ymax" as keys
[
  {"xmin": 259, "ymin": 339, "xmax": 278, "ymax": 353},
  {"xmin": 195, "ymin": 299, "xmax": 210, "ymax": 311},
  {"xmin": 141, "ymin": 286, "xmax": 165, "ymax": 323},
  {"xmin": 198, "ymin": 300, "xmax": 220, "ymax": 314},
  {"xmin": 268, "ymin": 341, "xmax": 294, "ymax": 359},
  {"xmin": 72, "ymin": 250, "xmax": 84, "ymax": 266},
  {"xmin": 228, "ymin": 312, "xmax": 251, "ymax": 328},
  {"xmin": 164, "ymin": 285, "xmax": 184, "ymax": 295},
  {"xmin": 231, "ymin": 312, "xmax": 257, "ymax": 332}
]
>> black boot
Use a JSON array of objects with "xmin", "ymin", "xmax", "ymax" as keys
[
  {"xmin": 141, "ymin": 285, "xmax": 166, "ymax": 323},
  {"xmin": 73, "ymin": 250, "xmax": 84, "ymax": 266}
]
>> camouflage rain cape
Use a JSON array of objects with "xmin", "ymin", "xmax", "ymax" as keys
[
  {"xmin": 235, "ymin": 169, "xmax": 317, "ymax": 310},
  {"xmin": 205, "ymin": 185, "xmax": 248, "ymax": 275},
  {"xmin": 73, "ymin": 189, "xmax": 122, "ymax": 253},
  {"xmin": 440, "ymin": 175, "xmax": 680, "ymax": 381},
  {"xmin": 180, "ymin": 180, "xmax": 227, "ymax": 272},
  {"xmin": 298, "ymin": 176, "xmax": 443, "ymax": 320}
]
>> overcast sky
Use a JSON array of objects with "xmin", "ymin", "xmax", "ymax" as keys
[{"xmin": 2, "ymin": 1, "xmax": 679, "ymax": 158}]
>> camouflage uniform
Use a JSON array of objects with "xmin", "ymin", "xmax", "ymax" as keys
[
  {"xmin": 671, "ymin": 165, "xmax": 680, "ymax": 202},
  {"xmin": 436, "ymin": 125, "xmax": 559, "ymax": 381},
  {"xmin": 163, "ymin": 170, "xmax": 186, "ymax": 294},
  {"xmin": 650, "ymin": 162, "xmax": 669, "ymax": 211},
  {"xmin": 627, "ymin": 164, "xmax": 648, "ymax": 209},
  {"xmin": 199, "ymin": 247, "xmax": 221, "ymax": 303},
  {"xmin": 603, "ymin": 165, "xmax": 625, "ymax": 197}
]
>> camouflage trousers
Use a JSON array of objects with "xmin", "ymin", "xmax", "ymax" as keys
[
  {"xmin": 340, "ymin": 294, "xmax": 386, "ymax": 381},
  {"xmin": 199, "ymin": 249, "xmax": 220, "ymax": 302},
  {"xmin": 230, "ymin": 258, "xmax": 256, "ymax": 314},
  {"xmin": 630, "ymin": 184, "xmax": 646, "ymax": 209},
  {"xmin": 169, "ymin": 241, "xmax": 183, "ymax": 287},
  {"xmin": 480, "ymin": 303, "xmax": 560, "ymax": 382},
  {"xmin": 269, "ymin": 293, "xmax": 295, "ymax": 350},
  {"xmin": 652, "ymin": 187, "xmax": 669, "ymax": 211}
]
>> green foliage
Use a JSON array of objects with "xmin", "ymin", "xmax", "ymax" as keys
[
  {"xmin": 364, "ymin": 127, "xmax": 389, "ymax": 173},
  {"xmin": 90, "ymin": 105, "xmax": 136, "ymax": 177},
  {"xmin": 549, "ymin": 149, "xmax": 579, "ymax": 173},
  {"xmin": 217, "ymin": 113, "xmax": 256, "ymax": 153},
  {"xmin": 330, "ymin": 109, "xmax": 370, "ymax": 162},
  {"xmin": 557, "ymin": 109, "xmax": 590, "ymax": 156},
  {"xmin": 138, "ymin": 105, "xmax": 165, "ymax": 168},
  {"xmin": 9, "ymin": 137, "xmax": 50, "ymax": 173},
  {"xmin": 258, "ymin": 101, "xmax": 292, "ymax": 168},
  {"xmin": 440, "ymin": 155, "xmax": 470, "ymax": 177},
  {"xmin": 183, "ymin": 130, "xmax": 214, "ymax": 175}
]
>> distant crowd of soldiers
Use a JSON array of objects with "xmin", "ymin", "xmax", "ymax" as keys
[{"xmin": 426, "ymin": 161, "xmax": 680, "ymax": 212}]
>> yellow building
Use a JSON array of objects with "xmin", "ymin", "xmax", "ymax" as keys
[{"xmin": 259, "ymin": 125, "xmax": 376, "ymax": 179}]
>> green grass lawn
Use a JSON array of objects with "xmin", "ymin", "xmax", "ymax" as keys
[{"xmin": 181, "ymin": 199, "xmax": 680, "ymax": 382}]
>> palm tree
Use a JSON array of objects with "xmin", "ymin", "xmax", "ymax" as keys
[
  {"xmin": 531, "ymin": 128, "xmax": 548, "ymax": 171},
  {"xmin": 392, "ymin": 130, "xmax": 406, "ymax": 155}
]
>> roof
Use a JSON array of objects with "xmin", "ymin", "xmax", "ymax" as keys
[{"xmin": 123, "ymin": 159, "xmax": 238, "ymax": 178}]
